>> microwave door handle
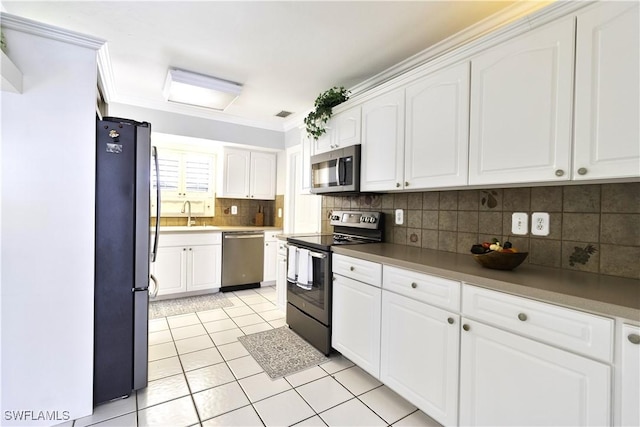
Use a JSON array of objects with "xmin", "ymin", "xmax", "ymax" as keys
[{"xmin": 336, "ymin": 157, "xmax": 343, "ymax": 185}]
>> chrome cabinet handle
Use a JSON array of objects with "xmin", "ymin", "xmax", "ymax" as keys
[
  {"xmin": 411, "ymin": 282, "xmax": 417, "ymax": 289},
  {"xmin": 518, "ymin": 313, "xmax": 528, "ymax": 321},
  {"xmin": 555, "ymin": 169, "xmax": 565, "ymax": 177},
  {"xmin": 629, "ymin": 334, "xmax": 640, "ymax": 345},
  {"xmin": 577, "ymin": 167, "xmax": 588, "ymax": 175},
  {"xmin": 405, "ymin": 182, "xmax": 409, "ymax": 187},
  {"xmin": 462, "ymin": 324, "xmax": 470, "ymax": 332},
  {"xmin": 349, "ymin": 266, "xmax": 355, "ymax": 271},
  {"xmin": 447, "ymin": 317, "xmax": 454, "ymax": 325},
  {"xmin": 396, "ymin": 183, "xmax": 401, "ymax": 188}
]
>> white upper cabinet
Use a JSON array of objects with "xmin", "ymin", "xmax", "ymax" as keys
[
  {"xmin": 217, "ymin": 147, "xmax": 276, "ymax": 200},
  {"xmin": 468, "ymin": 17, "xmax": 575, "ymax": 185},
  {"xmin": 361, "ymin": 88, "xmax": 405, "ymax": 192},
  {"xmin": 312, "ymin": 105, "xmax": 361, "ymax": 155},
  {"xmin": 405, "ymin": 62, "xmax": 470, "ymax": 189},
  {"xmin": 573, "ymin": 2, "xmax": 640, "ymax": 180},
  {"xmin": 249, "ymin": 151, "xmax": 277, "ymax": 200}
]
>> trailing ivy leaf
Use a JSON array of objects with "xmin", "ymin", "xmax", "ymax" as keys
[{"xmin": 305, "ymin": 86, "xmax": 350, "ymax": 140}]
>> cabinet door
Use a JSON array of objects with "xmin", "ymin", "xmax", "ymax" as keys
[
  {"xmin": 332, "ymin": 106, "xmax": 361, "ymax": 150},
  {"xmin": 405, "ymin": 62, "xmax": 470, "ymax": 189},
  {"xmin": 312, "ymin": 129, "xmax": 334, "ymax": 155},
  {"xmin": 250, "ymin": 152, "xmax": 276, "ymax": 200},
  {"xmin": 300, "ymin": 131, "xmax": 313, "ymax": 192},
  {"xmin": 332, "ymin": 274, "xmax": 382, "ymax": 378},
  {"xmin": 153, "ymin": 246, "xmax": 188, "ymax": 296},
  {"xmin": 620, "ymin": 324, "xmax": 640, "ymax": 426},
  {"xmin": 218, "ymin": 148, "xmax": 250, "ymax": 198},
  {"xmin": 469, "ymin": 18, "xmax": 574, "ymax": 185},
  {"xmin": 574, "ymin": 2, "xmax": 640, "ymax": 180},
  {"xmin": 263, "ymin": 240, "xmax": 278, "ymax": 282},
  {"xmin": 459, "ymin": 319, "xmax": 611, "ymax": 427},
  {"xmin": 188, "ymin": 245, "xmax": 220, "ymax": 291},
  {"xmin": 361, "ymin": 88, "xmax": 405, "ymax": 192},
  {"xmin": 381, "ymin": 291, "xmax": 460, "ymax": 426},
  {"xmin": 276, "ymin": 248, "xmax": 287, "ymax": 310}
]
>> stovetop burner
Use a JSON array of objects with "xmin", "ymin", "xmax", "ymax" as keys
[{"xmin": 287, "ymin": 210, "xmax": 383, "ymax": 251}]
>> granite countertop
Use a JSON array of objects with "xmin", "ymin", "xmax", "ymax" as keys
[
  {"xmin": 332, "ymin": 243, "xmax": 640, "ymax": 322},
  {"xmin": 160, "ymin": 226, "xmax": 282, "ymax": 232}
]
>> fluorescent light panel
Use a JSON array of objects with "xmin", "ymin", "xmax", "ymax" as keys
[{"xmin": 163, "ymin": 68, "xmax": 242, "ymax": 110}]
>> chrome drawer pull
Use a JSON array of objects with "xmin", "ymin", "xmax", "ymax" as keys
[{"xmin": 518, "ymin": 313, "xmax": 528, "ymax": 321}]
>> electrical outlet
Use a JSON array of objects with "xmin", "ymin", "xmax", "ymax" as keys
[
  {"xmin": 531, "ymin": 212, "xmax": 550, "ymax": 236},
  {"xmin": 395, "ymin": 209, "xmax": 404, "ymax": 225},
  {"xmin": 278, "ymin": 208, "xmax": 282, "ymax": 218},
  {"xmin": 511, "ymin": 212, "xmax": 529, "ymax": 235},
  {"xmin": 231, "ymin": 205, "xmax": 238, "ymax": 215}
]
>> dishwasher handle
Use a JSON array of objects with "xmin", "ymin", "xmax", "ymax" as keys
[{"xmin": 224, "ymin": 233, "xmax": 264, "ymax": 239}]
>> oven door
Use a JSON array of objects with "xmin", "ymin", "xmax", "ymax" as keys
[{"xmin": 287, "ymin": 246, "xmax": 331, "ymax": 325}]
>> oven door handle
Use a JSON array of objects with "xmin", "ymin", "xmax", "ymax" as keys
[{"xmin": 309, "ymin": 251, "xmax": 326, "ymax": 259}]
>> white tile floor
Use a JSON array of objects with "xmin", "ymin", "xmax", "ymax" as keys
[{"xmin": 73, "ymin": 286, "xmax": 442, "ymax": 427}]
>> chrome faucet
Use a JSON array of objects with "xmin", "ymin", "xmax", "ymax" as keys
[{"xmin": 181, "ymin": 200, "xmax": 193, "ymax": 227}]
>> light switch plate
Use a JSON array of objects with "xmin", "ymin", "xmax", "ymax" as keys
[
  {"xmin": 511, "ymin": 212, "xmax": 529, "ymax": 235},
  {"xmin": 531, "ymin": 212, "xmax": 550, "ymax": 236},
  {"xmin": 395, "ymin": 209, "xmax": 404, "ymax": 225}
]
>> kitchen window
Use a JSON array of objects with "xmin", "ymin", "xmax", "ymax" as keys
[{"xmin": 151, "ymin": 148, "xmax": 215, "ymax": 217}]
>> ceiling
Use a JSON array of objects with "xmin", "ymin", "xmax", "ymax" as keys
[{"xmin": 3, "ymin": 1, "xmax": 525, "ymax": 131}]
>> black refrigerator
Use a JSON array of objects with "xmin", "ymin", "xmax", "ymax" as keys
[{"xmin": 94, "ymin": 117, "xmax": 160, "ymax": 404}]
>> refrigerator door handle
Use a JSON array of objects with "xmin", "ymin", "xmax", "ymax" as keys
[
  {"xmin": 151, "ymin": 145, "xmax": 161, "ymax": 262},
  {"xmin": 149, "ymin": 274, "xmax": 159, "ymax": 299}
]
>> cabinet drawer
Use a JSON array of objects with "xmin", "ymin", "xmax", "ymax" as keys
[
  {"xmin": 264, "ymin": 230, "xmax": 281, "ymax": 242},
  {"xmin": 383, "ymin": 266, "xmax": 460, "ymax": 312},
  {"xmin": 159, "ymin": 231, "xmax": 221, "ymax": 247},
  {"xmin": 333, "ymin": 254, "xmax": 382, "ymax": 287},
  {"xmin": 462, "ymin": 284, "xmax": 613, "ymax": 362}
]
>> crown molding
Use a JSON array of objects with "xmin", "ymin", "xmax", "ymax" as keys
[
  {"xmin": 0, "ymin": 12, "xmax": 104, "ymax": 50},
  {"xmin": 97, "ymin": 43, "xmax": 116, "ymax": 103},
  {"xmin": 283, "ymin": 0, "xmax": 592, "ymax": 132}
]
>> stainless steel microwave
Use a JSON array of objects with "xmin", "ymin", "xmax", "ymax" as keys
[{"xmin": 310, "ymin": 144, "xmax": 360, "ymax": 194}]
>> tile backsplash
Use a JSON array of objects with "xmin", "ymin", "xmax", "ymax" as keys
[
  {"xmin": 157, "ymin": 195, "xmax": 283, "ymax": 228},
  {"xmin": 321, "ymin": 183, "xmax": 640, "ymax": 280}
]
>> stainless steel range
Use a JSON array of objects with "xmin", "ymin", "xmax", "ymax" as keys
[{"xmin": 286, "ymin": 210, "xmax": 383, "ymax": 355}]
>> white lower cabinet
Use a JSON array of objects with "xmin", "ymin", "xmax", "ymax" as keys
[
  {"xmin": 619, "ymin": 324, "xmax": 640, "ymax": 426},
  {"xmin": 275, "ymin": 239, "xmax": 287, "ymax": 310},
  {"xmin": 380, "ymin": 290, "xmax": 460, "ymax": 426},
  {"xmin": 332, "ymin": 273, "xmax": 382, "ymax": 378},
  {"xmin": 459, "ymin": 318, "xmax": 611, "ymax": 427},
  {"xmin": 153, "ymin": 232, "xmax": 222, "ymax": 297},
  {"xmin": 263, "ymin": 230, "xmax": 281, "ymax": 283}
]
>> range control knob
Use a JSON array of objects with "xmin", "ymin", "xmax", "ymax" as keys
[
  {"xmin": 369, "ymin": 217, "xmax": 376, "ymax": 223},
  {"xmin": 360, "ymin": 216, "xmax": 366, "ymax": 222},
  {"xmin": 331, "ymin": 215, "xmax": 340, "ymax": 221}
]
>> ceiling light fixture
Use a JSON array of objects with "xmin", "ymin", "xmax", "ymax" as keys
[{"xmin": 163, "ymin": 68, "xmax": 242, "ymax": 111}]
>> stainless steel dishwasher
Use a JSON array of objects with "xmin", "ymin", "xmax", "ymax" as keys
[{"xmin": 221, "ymin": 231, "xmax": 264, "ymax": 291}]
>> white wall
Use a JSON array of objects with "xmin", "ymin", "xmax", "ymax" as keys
[
  {"xmin": 1, "ymin": 16, "xmax": 101, "ymax": 425},
  {"xmin": 109, "ymin": 103, "xmax": 285, "ymax": 150}
]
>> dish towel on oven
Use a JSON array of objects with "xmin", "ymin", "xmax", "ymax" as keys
[
  {"xmin": 287, "ymin": 246, "xmax": 297, "ymax": 282},
  {"xmin": 296, "ymin": 249, "xmax": 312, "ymax": 290}
]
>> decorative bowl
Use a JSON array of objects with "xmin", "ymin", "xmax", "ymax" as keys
[{"xmin": 472, "ymin": 251, "xmax": 529, "ymax": 270}]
